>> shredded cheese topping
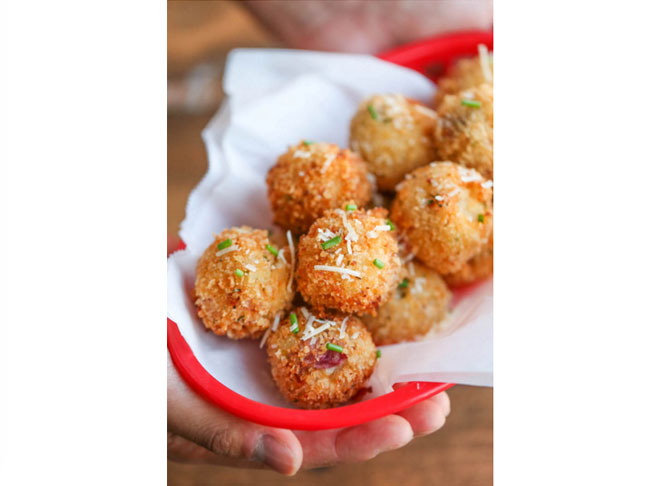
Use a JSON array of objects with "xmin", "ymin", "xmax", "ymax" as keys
[
  {"xmin": 367, "ymin": 224, "xmax": 392, "ymax": 238},
  {"xmin": 271, "ymin": 312, "xmax": 281, "ymax": 332},
  {"xmin": 482, "ymin": 180, "xmax": 493, "ymax": 189},
  {"xmin": 215, "ymin": 244, "xmax": 238, "ymax": 257},
  {"xmin": 339, "ymin": 316, "xmax": 349, "ymax": 338},
  {"xmin": 351, "ymin": 331, "xmax": 360, "ymax": 340},
  {"xmin": 286, "ymin": 230, "xmax": 295, "ymax": 291},
  {"xmin": 244, "ymin": 264, "xmax": 257, "ymax": 272},
  {"xmin": 314, "ymin": 265, "xmax": 362, "ymax": 278},
  {"xmin": 478, "ymin": 43, "xmax": 493, "ymax": 83},
  {"xmin": 259, "ymin": 328, "xmax": 271, "ymax": 349}
]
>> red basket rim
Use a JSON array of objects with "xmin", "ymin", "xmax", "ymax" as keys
[{"xmin": 167, "ymin": 29, "xmax": 492, "ymax": 430}]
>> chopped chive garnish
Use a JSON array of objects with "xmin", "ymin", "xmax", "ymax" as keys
[
  {"xmin": 367, "ymin": 104, "xmax": 379, "ymax": 120},
  {"xmin": 234, "ymin": 269, "xmax": 244, "ymax": 277},
  {"xmin": 289, "ymin": 313, "xmax": 297, "ymax": 325},
  {"xmin": 461, "ymin": 99, "xmax": 482, "ymax": 108},
  {"xmin": 373, "ymin": 258, "xmax": 385, "ymax": 269},
  {"xmin": 398, "ymin": 278, "xmax": 409, "ymax": 289},
  {"xmin": 217, "ymin": 238, "xmax": 232, "ymax": 250},
  {"xmin": 321, "ymin": 235, "xmax": 342, "ymax": 250},
  {"xmin": 266, "ymin": 244, "xmax": 279, "ymax": 256},
  {"xmin": 303, "ymin": 140, "xmax": 314, "ymax": 146},
  {"xmin": 290, "ymin": 322, "xmax": 299, "ymax": 334},
  {"xmin": 376, "ymin": 349, "xmax": 381, "ymax": 358},
  {"xmin": 326, "ymin": 342, "xmax": 344, "ymax": 353},
  {"xmin": 478, "ymin": 213, "xmax": 485, "ymax": 223},
  {"xmin": 345, "ymin": 203, "xmax": 357, "ymax": 211},
  {"xmin": 386, "ymin": 219, "xmax": 395, "ymax": 231}
]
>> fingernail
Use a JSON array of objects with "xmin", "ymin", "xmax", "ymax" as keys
[{"xmin": 253, "ymin": 435, "xmax": 296, "ymax": 475}]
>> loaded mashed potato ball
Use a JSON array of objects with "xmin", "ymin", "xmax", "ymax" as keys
[
  {"xmin": 266, "ymin": 141, "xmax": 372, "ymax": 235},
  {"xmin": 434, "ymin": 83, "xmax": 493, "ymax": 180},
  {"xmin": 296, "ymin": 205, "xmax": 401, "ymax": 315},
  {"xmin": 362, "ymin": 261, "xmax": 451, "ymax": 345},
  {"xmin": 266, "ymin": 308, "xmax": 376, "ymax": 409},
  {"xmin": 194, "ymin": 226, "xmax": 294, "ymax": 339},
  {"xmin": 349, "ymin": 94, "xmax": 437, "ymax": 191},
  {"xmin": 444, "ymin": 230, "xmax": 493, "ymax": 287},
  {"xmin": 390, "ymin": 162, "xmax": 493, "ymax": 275},
  {"xmin": 433, "ymin": 44, "xmax": 493, "ymax": 106}
]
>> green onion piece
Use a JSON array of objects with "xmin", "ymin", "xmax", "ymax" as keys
[
  {"xmin": 373, "ymin": 258, "xmax": 385, "ymax": 269},
  {"xmin": 321, "ymin": 235, "xmax": 342, "ymax": 250},
  {"xmin": 234, "ymin": 269, "xmax": 244, "ymax": 277},
  {"xmin": 303, "ymin": 140, "xmax": 314, "ymax": 146},
  {"xmin": 376, "ymin": 349, "xmax": 382, "ymax": 358},
  {"xmin": 290, "ymin": 323, "xmax": 299, "ymax": 334},
  {"xmin": 266, "ymin": 244, "xmax": 279, "ymax": 256},
  {"xmin": 326, "ymin": 342, "xmax": 344, "ymax": 353},
  {"xmin": 478, "ymin": 213, "xmax": 485, "ymax": 223},
  {"xmin": 461, "ymin": 99, "xmax": 482, "ymax": 108},
  {"xmin": 217, "ymin": 238, "xmax": 233, "ymax": 250},
  {"xmin": 345, "ymin": 203, "xmax": 357, "ymax": 211},
  {"xmin": 398, "ymin": 278, "xmax": 409, "ymax": 289},
  {"xmin": 386, "ymin": 219, "xmax": 395, "ymax": 231},
  {"xmin": 367, "ymin": 104, "xmax": 379, "ymax": 120},
  {"xmin": 289, "ymin": 313, "xmax": 297, "ymax": 325}
]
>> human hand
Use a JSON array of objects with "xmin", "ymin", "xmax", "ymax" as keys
[
  {"xmin": 168, "ymin": 353, "xmax": 450, "ymax": 475},
  {"xmin": 243, "ymin": 0, "xmax": 492, "ymax": 54}
]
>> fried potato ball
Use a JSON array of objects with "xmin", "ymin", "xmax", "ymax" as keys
[
  {"xmin": 444, "ymin": 230, "xmax": 493, "ymax": 287},
  {"xmin": 362, "ymin": 262, "xmax": 450, "ymax": 345},
  {"xmin": 432, "ymin": 49, "xmax": 493, "ymax": 106},
  {"xmin": 266, "ymin": 309, "xmax": 376, "ymax": 409},
  {"xmin": 296, "ymin": 206, "xmax": 401, "ymax": 315},
  {"xmin": 266, "ymin": 141, "xmax": 372, "ymax": 235},
  {"xmin": 390, "ymin": 162, "xmax": 493, "ymax": 275},
  {"xmin": 349, "ymin": 94, "xmax": 437, "ymax": 191},
  {"xmin": 434, "ymin": 83, "xmax": 493, "ymax": 180},
  {"xmin": 194, "ymin": 226, "xmax": 294, "ymax": 339}
]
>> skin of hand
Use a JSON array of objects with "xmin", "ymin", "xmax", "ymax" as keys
[
  {"xmin": 243, "ymin": 0, "xmax": 493, "ymax": 53},
  {"xmin": 168, "ymin": 354, "xmax": 450, "ymax": 475}
]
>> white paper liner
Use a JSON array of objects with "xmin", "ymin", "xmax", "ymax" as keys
[{"xmin": 168, "ymin": 49, "xmax": 492, "ymax": 408}]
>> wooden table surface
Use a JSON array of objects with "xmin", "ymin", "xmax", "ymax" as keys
[{"xmin": 167, "ymin": 3, "xmax": 492, "ymax": 484}]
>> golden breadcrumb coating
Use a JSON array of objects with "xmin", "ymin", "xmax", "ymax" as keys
[
  {"xmin": 266, "ymin": 310, "xmax": 376, "ymax": 409},
  {"xmin": 266, "ymin": 141, "xmax": 372, "ymax": 235},
  {"xmin": 349, "ymin": 94, "xmax": 437, "ymax": 191},
  {"xmin": 194, "ymin": 226, "xmax": 294, "ymax": 339},
  {"xmin": 433, "ymin": 53, "xmax": 493, "ymax": 106},
  {"xmin": 444, "ymin": 230, "xmax": 493, "ymax": 287},
  {"xmin": 296, "ymin": 206, "xmax": 401, "ymax": 315},
  {"xmin": 391, "ymin": 162, "xmax": 493, "ymax": 275},
  {"xmin": 434, "ymin": 83, "xmax": 493, "ymax": 180},
  {"xmin": 362, "ymin": 262, "xmax": 450, "ymax": 345}
]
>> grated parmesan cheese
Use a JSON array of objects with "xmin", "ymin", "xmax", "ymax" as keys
[
  {"xmin": 271, "ymin": 312, "xmax": 281, "ymax": 332},
  {"xmin": 244, "ymin": 264, "xmax": 257, "ymax": 272},
  {"xmin": 286, "ymin": 230, "xmax": 295, "ymax": 291},
  {"xmin": 259, "ymin": 328, "xmax": 271, "ymax": 349},
  {"xmin": 351, "ymin": 331, "xmax": 360, "ymax": 340},
  {"xmin": 314, "ymin": 265, "xmax": 362, "ymax": 278},
  {"xmin": 478, "ymin": 43, "xmax": 493, "ymax": 83},
  {"xmin": 335, "ymin": 253, "xmax": 343, "ymax": 266},
  {"xmin": 367, "ymin": 224, "xmax": 392, "ymax": 238},
  {"xmin": 215, "ymin": 244, "xmax": 239, "ymax": 257},
  {"xmin": 339, "ymin": 316, "xmax": 348, "ymax": 338}
]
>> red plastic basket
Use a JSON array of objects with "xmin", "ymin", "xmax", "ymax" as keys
[{"xmin": 168, "ymin": 30, "xmax": 493, "ymax": 431}]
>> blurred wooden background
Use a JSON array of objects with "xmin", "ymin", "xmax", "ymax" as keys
[{"xmin": 167, "ymin": 2, "xmax": 492, "ymax": 484}]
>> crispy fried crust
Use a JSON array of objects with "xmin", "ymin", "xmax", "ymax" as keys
[
  {"xmin": 444, "ymin": 231, "xmax": 493, "ymax": 287},
  {"xmin": 390, "ymin": 162, "xmax": 493, "ymax": 275},
  {"xmin": 349, "ymin": 94, "xmax": 437, "ymax": 191},
  {"xmin": 194, "ymin": 226, "xmax": 294, "ymax": 339},
  {"xmin": 296, "ymin": 206, "xmax": 401, "ymax": 315},
  {"xmin": 433, "ymin": 56, "xmax": 493, "ymax": 106},
  {"xmin": 362, "ymin": 262, "xmax": 450, "ymax": 345},
  {"xmin": 267, "ymin": 310, "xmax": 376, "ymax": 409},
  {"xmin": 266, "ymin": 142, "xmax": 372, "ymax": 235},
  {"xmin": 434, "ymin": 83, "xmax": 493, "ymax": 180}
]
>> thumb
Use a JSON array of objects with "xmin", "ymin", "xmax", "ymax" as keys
[{"xmin": 167, "ymin": 354, "xmax": 303, "ymax": 475}]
